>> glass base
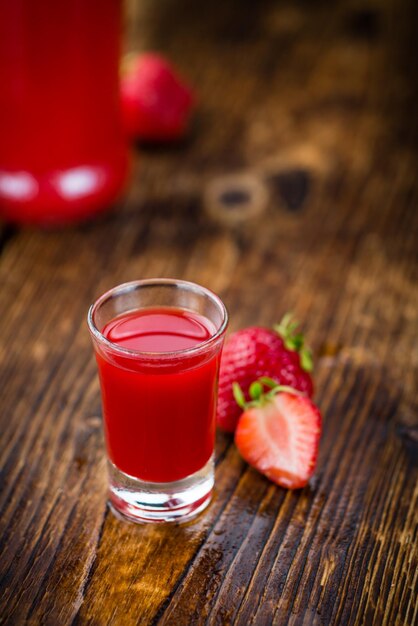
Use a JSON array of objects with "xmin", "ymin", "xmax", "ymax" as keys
[{"xmin": 108, "ymin": 456, "xmax": 214, "ymax": 524}]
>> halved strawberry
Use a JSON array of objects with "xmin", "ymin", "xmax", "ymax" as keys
[{"xmin": 234, "ymin": 379, "xmax": 321, "ymax": 489}]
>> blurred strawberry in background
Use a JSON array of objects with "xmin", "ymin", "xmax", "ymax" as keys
[{"xmin": 120, "ymin": 53, "xmax": 195, "ymax": 142}]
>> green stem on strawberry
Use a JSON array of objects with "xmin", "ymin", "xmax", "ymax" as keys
[
  {"xmin": 233, "ymin": 378, "xmax": 301, "ymax": 411},
  {"xmin": 273, "ymin": 313, "xmax": 313, "ymax": 373}
]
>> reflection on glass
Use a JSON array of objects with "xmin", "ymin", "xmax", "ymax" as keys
[
  {"xmin": 53, "ymin": 167, "xmax": 104, "ymax": 200},
  {"xmin": 0, "ymin": 172, "xmax": 39, "ymax": 201}
]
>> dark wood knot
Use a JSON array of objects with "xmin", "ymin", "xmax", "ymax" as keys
[
  {"xmin": 344, "ymin": 9, "xmax": 380, "ymax": 40},
  {"xmin": 269, "ymin": 168, "xmax": 311, "ymax": 212},
  {"xmin": 204, "ymin": 173, "xmax": 268, "ymax": 225}
]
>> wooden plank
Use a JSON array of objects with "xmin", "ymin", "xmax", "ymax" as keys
[{"xmin": 1, "ymin": 0, "xmax": 417, "ymax": 624}]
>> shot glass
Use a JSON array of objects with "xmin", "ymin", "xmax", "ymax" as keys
[{"xmin": 87, "ymin": 279, "xmax": 228, "ymax": 523}]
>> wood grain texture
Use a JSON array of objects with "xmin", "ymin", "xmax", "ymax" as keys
[{"xmin": 1, "ymin": 0, "xmax": 417, "ymax": 624}]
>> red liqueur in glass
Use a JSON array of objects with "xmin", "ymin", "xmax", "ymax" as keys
[
  {"xmin": 88, "ymin": 279, "xmax": 228, "ymax": 524},
  {"xmin": 97, "ymin": 307, "xmax": 219, "ymax": 483},
  {"xmin": 0, "ymin": 0, "xmax": 128, "ymax": 225}
]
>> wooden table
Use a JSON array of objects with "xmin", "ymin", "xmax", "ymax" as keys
[{"xmin": 1, "ymin": 0, "xmax": 417, "ymax": 624}]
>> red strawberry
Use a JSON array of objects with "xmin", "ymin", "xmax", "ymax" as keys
[
  {"xmin": 217, "ymin": 314, "xmax": 314, "ymax": 432},
  {"xmin": 234, "ymin": 379, "xmax": 321, "ymax": 489},
  {"xmin": 120, "ymin": 53, "xmax": 195, "ymax": 141}
]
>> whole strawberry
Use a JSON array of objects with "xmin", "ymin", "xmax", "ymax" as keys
[
  {"xmin": 217, "ymin": 313, "xmax": 314, "ymax": 432},
  {"xmin": 120, "ymin": 53, "xmax": 195, "ymax": 142}
]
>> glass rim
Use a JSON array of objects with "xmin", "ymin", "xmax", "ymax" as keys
[{"xmin": 87, "ymin": 278, "xmax": 229, "ymax": 359}]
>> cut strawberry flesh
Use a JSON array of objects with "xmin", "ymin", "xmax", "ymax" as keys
[{"xmin": 235, "ymin": 393, "xmax": 321, "ymax": 489}]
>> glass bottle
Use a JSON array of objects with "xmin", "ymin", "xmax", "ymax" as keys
[{"xmin": 0, "ymin": 0, "xmax": 129, "ymax": 225}]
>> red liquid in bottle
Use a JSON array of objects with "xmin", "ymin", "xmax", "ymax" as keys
[
  {"xmin": 0, "ymin": 0, "xmax": 128, "ymax": 225},
  {"xmin": 96, "ymin": 307, "xmax": 220, "ymax": 483}
]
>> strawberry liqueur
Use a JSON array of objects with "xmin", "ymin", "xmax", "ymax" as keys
[
  {"xmin": 88, "ymin": 279, "xmax": 228, "ymax": 524},
  {"xmin": 98, "ymin": 307, "xmax": 218, "ymax": 483},
  {"xmin": 0, "ymin": 0, "xmax": 128, "ymax": 225}
]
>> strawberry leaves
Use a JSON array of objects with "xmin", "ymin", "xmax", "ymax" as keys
[
  {"xmin": 233, "ymin": 377, "xmax": 301, "ymax": 411},
  {"xmin": 273, "ymin": 313, "xmax": 313, "ymax": 373}
]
